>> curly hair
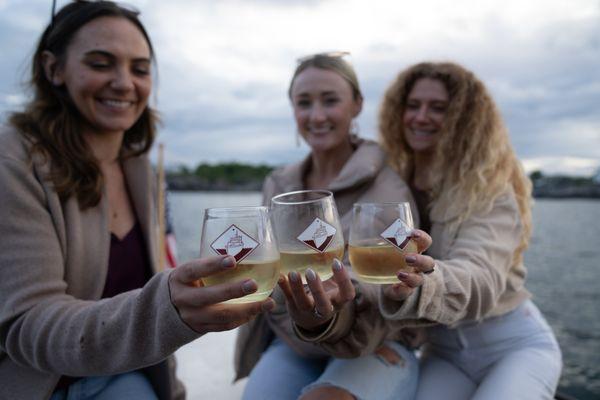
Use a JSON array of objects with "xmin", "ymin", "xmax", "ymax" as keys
[
  {"xmin": 9, "ymin": 1, "xmax": 158, "ymax": 209},
  {"xmin": 379, "ymin": 62, "xmax": 532, "ymax": 263}
]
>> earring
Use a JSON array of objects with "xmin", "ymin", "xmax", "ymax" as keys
[{"xmin": 350, "ymin": 120, "xmax": 359, "ymax": 137}]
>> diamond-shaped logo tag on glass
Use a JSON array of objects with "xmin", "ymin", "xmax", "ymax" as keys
[
  {"xmin": 297, "ymin": 217, "xmax": 337, "ymax": 253},
  {"xmin": 380, "ymin": 219, "xmax": 411, "ymax": 250},
  {"xmin": 210, "ymin": 224, "xmax": 259, "ymax": 262}
]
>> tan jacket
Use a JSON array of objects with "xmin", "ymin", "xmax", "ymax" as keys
[
  {"xmin": 234, "ymin": 138, "xmax": 418, "ymax": 379},
  {"xmin": 0, "ymin": 128, "xmax": 200, "ymax": 400},
  {"xmin": 305, "ymin": 188, "xmax": 532, "ymax": 358}
]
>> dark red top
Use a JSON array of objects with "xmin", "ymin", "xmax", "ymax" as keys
[
  {"xmin": 55, "ymin": 222, "xmax": 151, "ymax": 392},
  {"xmin": 102, "ymin": 222, "xmax": 152, "ymax": 298}
]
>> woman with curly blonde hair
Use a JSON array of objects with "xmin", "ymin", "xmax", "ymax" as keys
[{"xmin": 377, "ymin": 61, "xmax": 563, "ymax": 399}]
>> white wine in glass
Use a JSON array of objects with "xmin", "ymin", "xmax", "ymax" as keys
[
  {"xmin": 271, "ymin": 190, "xmax": 345, "ymax": 283},
  {"xmin": 349, "ymin": 202, "xmax": 416, "ymax": 284},
  {"xmin": 199, "ymin": 206, "xmax": 280, "ymax": 303}
]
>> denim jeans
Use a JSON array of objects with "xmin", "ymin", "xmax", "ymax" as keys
[
  {"xmin": 243, "ymin": 338, "xmax": 419, "ymax": 400},
  {"xmin": 50, "ymin": 371, "xmax": 157, "ymax": 400},
  {"xmin": 416, "ymin": 299, "xmax": 562, "ymax": 400}
]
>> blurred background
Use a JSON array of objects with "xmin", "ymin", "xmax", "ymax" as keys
[{"xmin": 1, "ymin": 1, "xmax": 598, "ymax": 398}]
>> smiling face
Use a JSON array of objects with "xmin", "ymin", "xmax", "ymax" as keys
[
  {"xmin": 290, "ymin": 66, "xmax": 362, "ymax": 153},
  {"xmin": 402, "ymin": 78, "xmax": 449, "ymax": 155},
  {"xmin": 51, "ymin": 16, "xmax": 152, "ymax": 138}
]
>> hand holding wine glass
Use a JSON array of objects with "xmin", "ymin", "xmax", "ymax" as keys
[
  {"xmin": 277, "ymin": 258, "xmax": 356, "ymax": 331},
  {"xmin": 168, "ymin": 255, "xmax": 275, "ymax": 335}
]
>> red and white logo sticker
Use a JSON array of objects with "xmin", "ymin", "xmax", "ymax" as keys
[
  {"xmin": 380, "ymin": 219, "xmax": 412, "ymax": 250},
  {"xmin": 211, "ymin": 224, "xmax": 259, "ymax": 262},
  {"xmin": 297, "ymin": 217, "xmax": 337, "ymax": 253}
]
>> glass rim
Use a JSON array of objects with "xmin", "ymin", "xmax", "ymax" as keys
[
  {"xmin": 271, "ymin": 189, "xmax": 333, "ymax": 206},
  {"xmin": 353, "ymin": 201, "xmax": 411, "ymax": 208},
  {"xmin": 204, "ymin": 205, "xmax": 269, "ymax": 216}
]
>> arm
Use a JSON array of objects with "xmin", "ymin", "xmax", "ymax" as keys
[
  {"xmin": 379, "ymin": 191, "xmax": 524, "ymax": 326},
  {"xmin": 0, "ymin": 156, "xmax": 272, "ymax": 376}
]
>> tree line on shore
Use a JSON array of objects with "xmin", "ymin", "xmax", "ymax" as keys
[
  {"xmin": 166, "ymin": 162, "xmax": 275, "ymax": 191},
  {"xmin": 164, "ymin": 163, "xmax": 600, "ymax": 198}
]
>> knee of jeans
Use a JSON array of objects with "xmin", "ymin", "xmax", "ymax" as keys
[{"xmin": 300, "ymin": 386, "xmax": 356, "ymax": 400}]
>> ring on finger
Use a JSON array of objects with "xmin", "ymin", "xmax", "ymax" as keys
[
  {"xmin": 312, "ymin": 306, "xmax": 326, "ymax": 319},
  {"xmin": 422, "ymin": 264, "xmax": 436, "ymax": 274},
  {"xmin": 312, "ymin": 304, "xmax": 334, "ymax": 319}
]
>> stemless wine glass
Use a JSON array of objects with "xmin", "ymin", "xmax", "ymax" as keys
[
  {"xmin": 271, "ymin": 190, "xmax": 345, "ymax": 283},
  {"xmin": 199, "ymin": 206, "xmax": 280, "ymax": 303},
  {"xmin": 349, "ymin": 202, "xmax": 418, "ymax": 284}
]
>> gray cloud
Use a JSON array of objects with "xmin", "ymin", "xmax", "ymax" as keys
[{"xmin": 1, "ymin": 0, "xmax": 598, "ymax": 176}]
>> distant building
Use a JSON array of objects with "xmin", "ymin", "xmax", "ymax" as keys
[{"xmin": 593, "ymin": 168, "xmax": 600, "ymax": 184}]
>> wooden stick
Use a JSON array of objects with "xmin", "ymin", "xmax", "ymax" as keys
[{"xmin": 157, "ymin": 143, "xmax": 166, "ymax": 271}]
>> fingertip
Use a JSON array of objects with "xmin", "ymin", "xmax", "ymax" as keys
[
  {"xmin": 221, "ymin": 256, "xmax": 236, "ymax": 268},
  {"xmin": 242, "ymin": 279, "xmax": 258, "ymax": 294},
  {"xmin": 289, "ymin": 271, "xmax": 300, "ymax": 283},
  {"xmin": 332, "ymin": 258, "xmax": 343, "ymax": 272},
  {"xmin": 261, "ymin": 298, "xmax": 275, "ymax": 312}
]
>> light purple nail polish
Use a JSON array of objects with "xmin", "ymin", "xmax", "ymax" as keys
[
  {"xmin": 333, "ymin": 259, "xmax": 342, "ymax": 271},
  {"xmin": 397, "ymin": 271, "xmax": 409, "ymax": 279},
  {"xmin": 405, "ymin": 255, "xmax": 416, "ymax": 264},
  {"xmin": 306, "ymin": 268, "xmax": 316, "ymax": 281},
  {"xmin": 289, "ymin": 271, "xmax": 299, "ymax": 283},
  {"xmin": 222, "ymin": 257, "xmax": 235, "ymax": 268},
  {"xmin": 242, "ymin": 279, "xmax": 257, "ymax": 294}
]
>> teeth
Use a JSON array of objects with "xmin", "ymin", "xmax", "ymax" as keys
[
  {"xmin": 309, "ymin": 126, "xmax": 332, "ymax": 134},
  {"xmin": 413, "ymin": 129, "xmax": 434, "ymax": 137},
  {"xmin": 101, "ymin": 99, "xmax": 132, "ymax": 108}
]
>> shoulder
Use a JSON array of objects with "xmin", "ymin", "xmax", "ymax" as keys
[
  {"xmin": 0, "ymin": 125, "xmax": 33, "ymax": 165},
  {"xmin": 263, "ymin": 157, "xmax": 306, "ymax": 193}
]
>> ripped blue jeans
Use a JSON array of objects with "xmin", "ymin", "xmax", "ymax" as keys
[{"xmin": 243, "ymin": 338, "xmax": 418, "ymax": 400}]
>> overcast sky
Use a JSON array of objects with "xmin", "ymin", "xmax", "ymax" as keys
[{"xmin": 1, "ymin": 0, "xmax": 599, "ymax": 176}]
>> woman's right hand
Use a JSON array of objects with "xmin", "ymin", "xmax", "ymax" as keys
[
  {"xmin": 383, "ymin": 229, "xmax": 436, "ymax": 301},
  {"xmin": 168, "ymin": 255, "xmax": 275, "ymax": 335},
  {"xmin": 277, "ymin": 259, "xmax": 356, "ymax": 331}
]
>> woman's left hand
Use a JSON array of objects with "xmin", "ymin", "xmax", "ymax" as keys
[
  {"xmin": 278, "ymin": 259, "xmax": 356, "ymax": 331},
  {"xmin": 383, "ymin": 229, "xmax": 436, "ymax": 301}
]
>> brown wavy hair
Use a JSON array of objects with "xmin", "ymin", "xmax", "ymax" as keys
[
  {"xmin": 379, "ymin": 62, "xmax": 532, "ymax": 262},
  {"xmin": 9, "ymin": 1, "xmax": 158, "ymax": 209}
]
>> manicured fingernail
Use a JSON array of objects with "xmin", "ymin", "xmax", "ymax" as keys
[
  {"xmin": 332, "ymin": 259, "xmax": 342, "ymax": 271},
  {"xmin": 242, "ymin": 279, "xmax": 257, "ymax": 294},
  {"xmin": 411, "ymin": 230, "xmax": 421, "ymax": 238},
  {"xmin": 405, "ymin": 255, "xmax": 416, "ymax": 264},
  {"xmin": 397, "ymin": 271, "xmax": 409, "ymax": 279},
  {"xmin": 222, "ymin": 257, "xmax": 235, "ymax": 268},
  {"xmin": 306, "ymin": 268, "xmax": 316, "ymax": 281},
  {"xmin": 289, "ymin": 271, "xmax": 300, "ymax": 283},
  {"xmin": 261, "ymin": 300, "xmax": 275, "ymax": 312}
]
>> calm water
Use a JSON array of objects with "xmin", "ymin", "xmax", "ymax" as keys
[{"xmin": 169, "ymin": 192, "xmax": 600, "ymax": 399}]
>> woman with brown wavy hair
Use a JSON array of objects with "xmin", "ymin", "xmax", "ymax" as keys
[
  {"xmin": 378, "ymin": 61, "xmax": 562, "ymax": 399},
  {"xmin": 0, "ymin": 2, "xmax": 273, "ymax": 399}
]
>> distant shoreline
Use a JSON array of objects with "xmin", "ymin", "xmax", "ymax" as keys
[{"xmin": 165, "ymin": 171, "xmax": 600, "ymax": 199}]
